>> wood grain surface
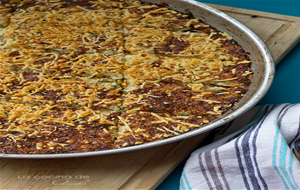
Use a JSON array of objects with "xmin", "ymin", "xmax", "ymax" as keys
[
  {"xmin": 1, "ymin": 4, "xmax": 300, "ymax": 190},
  {"xmin": 208, "ymin": 3, "xmax": 300, "ymax": 65}
]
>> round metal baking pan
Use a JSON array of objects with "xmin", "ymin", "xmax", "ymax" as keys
[{"xmin": 1, "ymin": 0, "xmax": 275, "ymax": 159}]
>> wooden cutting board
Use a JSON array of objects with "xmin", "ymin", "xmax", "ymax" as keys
[{"xmin": 1, "ymin": 4, "xmax": 300, "ymax": 190}]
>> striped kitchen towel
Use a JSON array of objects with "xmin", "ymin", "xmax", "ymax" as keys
[{"xmin": 180, "ymin": 103, "xmax": 300, "ymax": 190}]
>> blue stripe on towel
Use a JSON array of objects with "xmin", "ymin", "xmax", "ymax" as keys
[
  {"xmin": 181, "ymin": 170, "xmax": 191, "ymax": 190},
  {"xmin": 279, "ymin": 134, "xmax": 297, "ymax": 190},
  {"xmin": 288, "ymin": 150, "xmax": 300, "ymax": 189},
  {"xmin": 241, "ymin": 106, "xmax": 274, "ymax": 189},
  {"xmin": 277, "ymin": 104, "xmax": 299, "ymax": 189},
  {"xmin": 235, "ymin": 105, "xmax": 275, "ymax": 189},
  {"xmin": 272, "ymin": 126, "xmax": 289, "ymax": 189},
  {"xmin": 235, "ymin": 136, "xmax": 251, "ymax": 189},
  {"xmin": 252, "ymin": 123, "xmax": 268, "ymax": 189},
  {"xmin": 241, "ymin": 130, "xmax": 261, "ymax": 189}
]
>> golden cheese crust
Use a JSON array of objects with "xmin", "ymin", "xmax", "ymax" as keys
[
  {"xmin": 0, "ymin": 101, "xmax": 119, "ymax": 154},
  {"xmin": 0, "ymin": 49, "xmax": 124, "ymax": 79},
  {"xmin": 0, "ymin": 0, "xmax": 253, "ymax": 154},
  {"xmin": 0, "ymin": 69, "xmax": 122, "ymax": 110}
]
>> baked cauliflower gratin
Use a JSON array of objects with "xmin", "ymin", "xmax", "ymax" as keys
[{"xmin": 0, "ymin": 0, "xmax": 253, "ymax": 154}]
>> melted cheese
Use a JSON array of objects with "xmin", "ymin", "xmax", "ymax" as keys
[{"xmin": 0, "ymin": 0, "xmax": 253, "ymax": 153}]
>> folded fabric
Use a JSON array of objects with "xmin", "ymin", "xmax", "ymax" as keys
[{"xmin": 180, "ymin": 104, "xmax": 300, "ymax": 190}]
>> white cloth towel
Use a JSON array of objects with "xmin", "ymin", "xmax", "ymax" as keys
[{"xmin": 180, "ymin": 104, "xmax": 300, "ymax": 190}]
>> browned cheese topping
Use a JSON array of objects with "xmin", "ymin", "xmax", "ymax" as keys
[{"xmin": 0, "ymin": 0, "xmax": 253, "ymax": 154}]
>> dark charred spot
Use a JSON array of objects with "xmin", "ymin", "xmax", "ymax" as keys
[
  {"xmin": 42, "ymin": 90, "xmax": 60, "ymax": 101},
  {"xmin": 33, "ymin": 58, "xmax": 51, "ymax": 65},
  {"xmin": 155, "ymin": 37, "xmax": 190, "ymax": 54},
  {"xmin": 57, "ymin": 0, "xmax": 96, "ymax": 10},
  {"xmin": 77, "ymin": 46, "xmax": 89, "ymax": 53},
  {"xmin": 97, "ymin": 38, "xmax": 106, "ymax": 43},
  {"xmin": 211, "ymin": 33, "xmax": 226, "ymax": 40},
  {"xmin": 150, "ymin": 60, "xmax": 163, "ymax": 67},
  {"xmin": 222, "ymin": 39, "xmax": 251, "ymax": 60},
  {"xmin": 9, "ymin": 51, "xmax": 20, "ymax": 57},
  {"xmin": 23, "ymin": 72, "xmax": 39, "ymax": 82}
]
